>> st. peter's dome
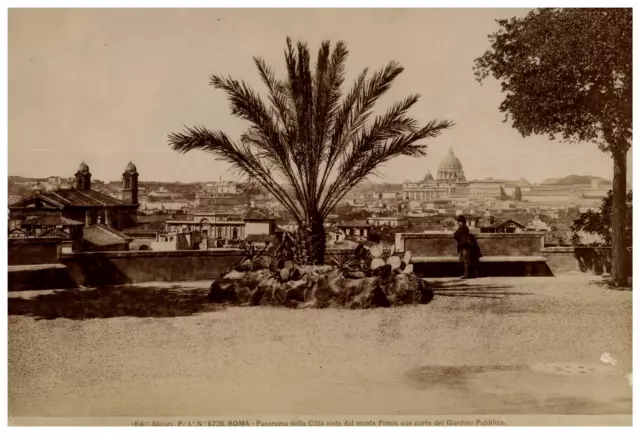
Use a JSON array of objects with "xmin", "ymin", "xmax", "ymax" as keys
[{"xmin": 437, "ymin": 148, "xmax": 466, "ymax": 181}]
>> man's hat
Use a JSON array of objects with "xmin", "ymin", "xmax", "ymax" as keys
[{"xmin": 456, "ymin": 215, "xmax": 467, "ymax": 223}]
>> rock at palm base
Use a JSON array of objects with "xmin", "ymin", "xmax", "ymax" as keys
[{"xmin": 208, "ymin": 267, "xmax": 433, "ymax": 309}]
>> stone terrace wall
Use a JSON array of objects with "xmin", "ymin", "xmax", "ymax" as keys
[
  {"xmin": 8, "ymin": 237, "xmax": 62, "ymax": 265},
  {"xmin": 60, "ymin": 249, "xmax": 246, "ymax": 286},
  {"xmin": 16, "ymin": 242, "xmax": 630, "ymax": 290},
  {"xmin": 397, "ymin": 233, "xmax": 545, "ymax": 257},
  {"xmin": 542, "ymin": 246, "xmax": 633, "ymax": 276}
]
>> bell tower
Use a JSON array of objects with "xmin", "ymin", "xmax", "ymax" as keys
[
  {"xmin": 122, "ymin": 161, "xmax": 139, "ymax": 205},
  {"xmin": 75, "ymin": 162, "xmax": 91, "ymax": 190}
]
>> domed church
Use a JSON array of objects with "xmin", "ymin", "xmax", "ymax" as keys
[
  {"xmin": 402, "ymin": 148, "xmax": 470, "ymax": 201},
  {"xmin": 437, "ymin": 148, "xmax": 466, "ymax": 181},
  {"xmin": 9, "ymin": 162, "xmax": 141, "ymax": 245}
]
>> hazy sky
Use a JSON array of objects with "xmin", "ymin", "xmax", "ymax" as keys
[{"xmin": 8, "ymin": 8, "xmax": 628, "ymax": 183}]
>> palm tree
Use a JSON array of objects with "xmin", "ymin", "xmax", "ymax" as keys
[{"xmin": 169, "ymin": 38, "xmax": 453, "ymax": 265}]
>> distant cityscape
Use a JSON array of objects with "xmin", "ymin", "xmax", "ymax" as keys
[{"xmin": 7, "ymin": 147, "xmax": 614, "ymax": 254}]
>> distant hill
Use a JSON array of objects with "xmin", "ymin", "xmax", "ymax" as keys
[{"xmin": 542, "ymin": 175, "xmax": 611, "ymax": 185}]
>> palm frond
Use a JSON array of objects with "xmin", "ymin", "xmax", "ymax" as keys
[
  {"xmin": 315, "ymin": 61, "xmax": 404, "ymax": 204},
  {"xmin": 307, "ymin": 40, "xmax": 349, "ymax": 217},
  {"xmin": 319, "ymin": 119, "xmax": 454, "ymax": 218},
  {"xmin": 168, "ymin": 125, "xmax": 303, "ymax": 220},
  {"xmin": 168, "ymin": 37, "xmax": 455, "ymax": 235}
]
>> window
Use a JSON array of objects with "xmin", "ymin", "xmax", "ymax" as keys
[
  {"xmin": 125, "ymin": 178, "xmax": 130, "ymax": 189},
  {"xmin": 217, "ymin": 228, "xmax": 223, "ymax": 239},
  {"xmin": 232, "ymin": 228, "xmax": 238, "ymax": 239}
]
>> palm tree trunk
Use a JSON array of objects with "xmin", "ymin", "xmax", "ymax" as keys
[
  {"xmin": 611, "ymin": 149, "xmax": 628, "ymax": 287},
  {"xmin": 296, "ymin": 216, "xmax": 326, "ymax": 265}
]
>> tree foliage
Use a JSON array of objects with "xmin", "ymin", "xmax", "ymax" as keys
[
  {"xmin": 169, "ymin": 38, "xmax": 453, "ymax": 263},
  {"xmin": 571, "ymin": 190, "xmax": 632, "ymax": 246},
  {"xmin": 474, "ymin": 8, "xmax": 631, "ymax": 154},
  {"xmin": 474, "ymin": 8, "xmax": 632, "ymax": 285}
]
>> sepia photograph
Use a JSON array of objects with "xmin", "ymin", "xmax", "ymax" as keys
[{"xmin": 4, "ymin": 4, "xmax": 634, "ymax": 428}]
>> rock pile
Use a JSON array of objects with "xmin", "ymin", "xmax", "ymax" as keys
[{"xmin": 208, "ymin": 266, "xmax": 433, "ymax": 309}]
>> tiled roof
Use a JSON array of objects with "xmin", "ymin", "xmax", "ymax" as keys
[
  {"xmin": 46, "ymin": 189, "xmax": 129, "ymax": 206},
  {"xmin": 23, "ymin": 215, "xmax": 84, "ymax": 226},
  {"xmin": 11, "ymin": 188, "xmax": 135, "ymax": 208},
  {"xmin": 83, "ymin": 224, "xmax": 131, "ymax": 247}
]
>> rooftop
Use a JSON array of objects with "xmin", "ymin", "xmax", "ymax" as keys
[
  {"xmin": 22, "ymin": 215, "xmax": 84, "ymax": 226},
  {"xmin": 10, "ymin": 188, "xmax": 132, "ymax": 208},
  {"xmin": 83, "ymin": 224, "xmax": 131, "ymax": 247}
]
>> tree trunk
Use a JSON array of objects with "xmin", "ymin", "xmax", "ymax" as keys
[
  {"xmin": 296, "ymin": 216, "xmax": 326, "ymax": 266},
  {"xmin": 611, "ymin": 149, "xmax": 628, "ymax": 287}
]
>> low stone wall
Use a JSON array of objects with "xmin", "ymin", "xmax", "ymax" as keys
[
  {"xmin": 60, "ymin": 249, "xmax": 246, "ymax": 286},
  {"xmin": 11, "ymin": 248, "xmax": 360, "ymax": 290},
  {"xmin": 542, "ymin": 246, "xmax": 633, "ymax": 276},
  {"xmin": 12, "ymin": 242, "xmax": 630, "ymax": 291},
  {"xmin": 8, "ymin": 264, "xmax": 77, "ymax": 292},
  {"xmin": 396, "ymin": 233, "xmax": 545, "ymax": 257},
  {"xmin": 8, "ymin": 237, "xmax": 62, "ymax": 265}
]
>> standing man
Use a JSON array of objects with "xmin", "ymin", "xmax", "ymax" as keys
[{"xmin": 453, "ymin": 215, "xmax": 482, "ymax": 279}]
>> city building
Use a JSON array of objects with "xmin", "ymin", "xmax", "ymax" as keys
[
  {"xmin": 162, "ymin": 207, "xmax": 276, "ymax": 249},
  {"xmin": 8, "ymin": 214, "xmax": 85, "ymax": 252},
  {"xmin": 9, "ymin": 162, "xmax": 140, "ymax": 231},
  {"xmin": 152, "ymin": 231, "xmax": 203, "ymax": 251},
  {"xmin": 194, "ymin": 191, "xmax": 243, "ymax": 209},
  {"xmin": 402, "ymin": 148, "xmax": 536, "ymax": 203},
  {"xmin": 468, "ymin": 216, "xmax": 526, "ymax": 234},
  {"xmin": 402, "ymin": 148, "xmax": 470, "ymax": 201},
  {"xmin": 203, "ymin": 180, "xmax": 237, "ymax": 194},
  {"xmin": 366, "ymin": 216, "xmax": 409, "ymax": 227},
  {"xmin": 336, "ymin": 221, "xmax": 370, "ymax": 239},
  {"xmin": 468, "ymin": 180, "xmax": 509, "ymax": 200}
]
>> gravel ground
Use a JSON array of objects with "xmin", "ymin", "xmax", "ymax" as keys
[{"xmin": 8, "ymin": 274, "xmax": 632, "ymax": 419}]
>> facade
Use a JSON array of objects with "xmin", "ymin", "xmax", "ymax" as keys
[
  {"xmin": 367, "ymin": 216, "xmax": 409, "ymax": 227},
  {"xmin": 522, "ymin": 182, "xmax": 611, "ymax": 203},
  {"xmin": 469, "ymin": 181, "xmax": 508, "ymax": 200},
  {"xmin": 162, "ymin": 208, "xmax": 276, "ymax": 249},
  {"xmin": 336, "ymin": 221, "xmax": 370, "ymax": 239},
  {"xmin": 152, "ymin": 231, "xmax": 202, "ymax": 251},
  {"xmin": 140, "ymin": 199, "xmax": 193, "ymax": 212}
]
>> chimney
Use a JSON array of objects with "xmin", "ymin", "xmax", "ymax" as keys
[
  {"xmin": 489, "ymin": 216, "xmax": 495, "ymax": 225},
  {"xmin": 85, "ymin": 211, "xmax": 91, "ymax": 227}
]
